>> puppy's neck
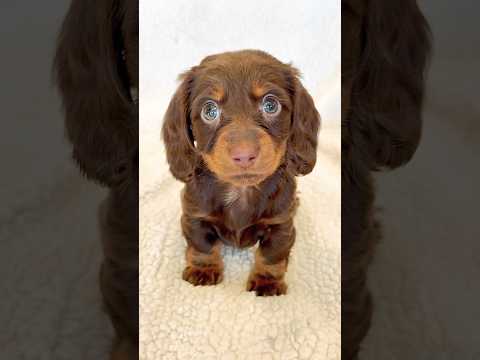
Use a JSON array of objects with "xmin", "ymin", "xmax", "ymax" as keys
[{"xmin": 223, "ymin": 185, "xmax": 253, "ymax": 208}]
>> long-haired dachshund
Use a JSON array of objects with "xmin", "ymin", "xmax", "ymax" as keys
[
  {"xmin": 342, "ymin": 0, "xmax": 431, "ymax": 358},
  {"xmin": 54, "ymin": 1, "xmax": 138, "ymax": 359},
  {"xmin": 162, "ymin": 50, "xmax": 320, "ymax": 296}
]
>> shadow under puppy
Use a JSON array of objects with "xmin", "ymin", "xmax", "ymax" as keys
[{"xmin": 162, "ymin": 50, "xmax": 320, "ymax": 296}]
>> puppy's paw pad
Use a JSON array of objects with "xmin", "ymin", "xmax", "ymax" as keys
[
  {"xmin": 247, "ymin": 274, "xmax": 287, "ymax": 296},
  {"xmin": 182, "ymin": 266, "xmax": 223, "ymax": 286}
]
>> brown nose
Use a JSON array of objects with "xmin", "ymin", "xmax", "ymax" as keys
[{"xmin": 230, "ymin": 146, "xmax": 259, "ymax": 168}]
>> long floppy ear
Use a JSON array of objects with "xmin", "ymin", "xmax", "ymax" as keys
[
  {"xmin": 352, "ymin": 0, "xmax": 431, "ymax": 170},
  {"xmin": 161, "ymin": 71, "xmax": 197, "ymax": 182},
  {"xmin": 53, "ymin": 0, "xmax": 136, "ymax": 187},
  {"xmin": 286, "ymin": 70, "xmax": 321, "ymax": 176}
]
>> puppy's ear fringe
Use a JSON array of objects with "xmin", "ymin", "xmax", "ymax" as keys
[
  {"xmin": 282, "ymin": 63, "xmax": 302, "ymax": 94},
  {"xmin": 53, "ymin": 0, "xmax": 136, "ymax": 187},
  {"xmin": 285, "ymin": 65, "xmax": 321, "ymax": 176},
  {"xmin": 161, "ymin": 69, "xmax": 197, "ymax": 183},
  {"xmin": 352, "ymin": 0, "xmax": 432, "ymax": 170}
]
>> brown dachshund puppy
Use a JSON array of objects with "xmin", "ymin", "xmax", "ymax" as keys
[
  {"xmin": 162, "ymin": 50, "xmax": 320, "ymax": 296},
  {"xmin": 342, "ymin": 0, "xmax": 431, "ymax": 358},
  {"xmin": 54, "ymin": 1, "xmax": 138, "ymax": 359}
]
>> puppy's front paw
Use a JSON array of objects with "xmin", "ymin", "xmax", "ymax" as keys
[
  {"xmin": 247, "ymin": 273, "xmax": 287, "ymax": 296},
  {"xmin": 182, "ymin": 265, "xmax": 223, "ymax": 286}
]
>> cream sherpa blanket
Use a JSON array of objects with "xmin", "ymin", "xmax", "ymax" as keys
[{"xmin": 139, "ymin": 122, "xmax": 340, "ymax": 360}]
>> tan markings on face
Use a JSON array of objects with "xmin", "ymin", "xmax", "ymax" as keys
[
  {"xmin": 203, "ymin": 121, "xmax": 287, "ymax": 186},
  {"xmin": 210, "ymin": 85, "xmax": 225, "ymax": 102},
  {"xmin": 251, "ymin": 80, "xmax": 268, "ymax": 99}
]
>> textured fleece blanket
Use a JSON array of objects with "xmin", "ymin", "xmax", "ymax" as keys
[{"xmin": 139, "ymin": 123, "xmax": 341, "ymax": 360}]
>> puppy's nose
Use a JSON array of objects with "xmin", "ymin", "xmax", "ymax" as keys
[{"xmin": 230, "ymin": 146, "xmax": 259, "ymax": 168}]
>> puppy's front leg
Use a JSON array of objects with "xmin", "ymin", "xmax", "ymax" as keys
[
  {"xmin": 247, "ymin": 220, "xmax": 295, "ymax": 296},
  {"xmin": 181, "ymin": 215, "xmax": 223, "ymax": 286}
]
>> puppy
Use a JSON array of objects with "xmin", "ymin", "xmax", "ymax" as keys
[
  {"xmin": 342, "ymin": 0, "xmax": 431, "ymax": 358},
  {"xmin": 162, "ymin": 50, "xmax": 320, "ymax": 296},
  {"xmin": 54, "ymin": 1, "xmax": 139, "ymax": 359}
]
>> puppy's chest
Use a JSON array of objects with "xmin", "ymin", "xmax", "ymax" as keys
[
  {"xmin": 207, "ymin": 187, "xmax": 266, "ymax": 247},
  {"xmin": 221, "ymin": 187, "xmax": 260, "ymax": 229}
]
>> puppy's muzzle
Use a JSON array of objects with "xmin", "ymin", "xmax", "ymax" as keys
[{"xmin": 226, "ymin": 129, "xmax": 261, "ymax": 170}]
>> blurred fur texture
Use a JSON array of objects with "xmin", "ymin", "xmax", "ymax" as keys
[
  {"xmin": 53, "ymin": 0, "xmax": 138, "ymax": 359},
  {"xmin": 342, "ymin": 0, "xmax": 431, "ymax": 358},
  {"xmin": 162, "ymin": 50, "xmax": 320, "ymax": 296}
]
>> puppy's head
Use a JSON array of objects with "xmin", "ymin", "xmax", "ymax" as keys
[{"xmin": 162, "ymin": 50, "xmax": 320, "ymax": 186}]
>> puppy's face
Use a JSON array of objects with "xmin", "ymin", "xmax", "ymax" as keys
[
  {"xmin": 162, "ymin": 50, "xmax": 320, "ymax": 184},
  {"xmin": 189, "ymin": 52, "xmax": 293, "ymax": 186}
]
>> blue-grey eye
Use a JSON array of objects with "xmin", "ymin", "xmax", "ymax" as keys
[
  {"xmin": 262, "ymin": 95, "xmax": 281, "ymax": 115},
  {"xmin": 201, "ymin": 101, "xmax": 220, "ymax": 122}
]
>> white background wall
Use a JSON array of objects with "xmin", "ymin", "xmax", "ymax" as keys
[{"xmin": 140, "ymin": 0, "xmax": 341, "ymax": 137}]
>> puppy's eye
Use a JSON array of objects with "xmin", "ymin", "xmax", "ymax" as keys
[
  {"xmin": 201, "ymin": 101, "xmax": 220, "ymax": 122},
  {"xmin": 261, "ymin": 95, "xmax": 281, "ymax": 116}
]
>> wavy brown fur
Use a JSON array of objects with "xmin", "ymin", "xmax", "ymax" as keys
[
  {"xmin": 53, "ymin": 1, "xmax": 138, "ymax": 359},
  {"xmin": 342, "ymin": 0, "xmax": 431, "ymax": 358}
]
